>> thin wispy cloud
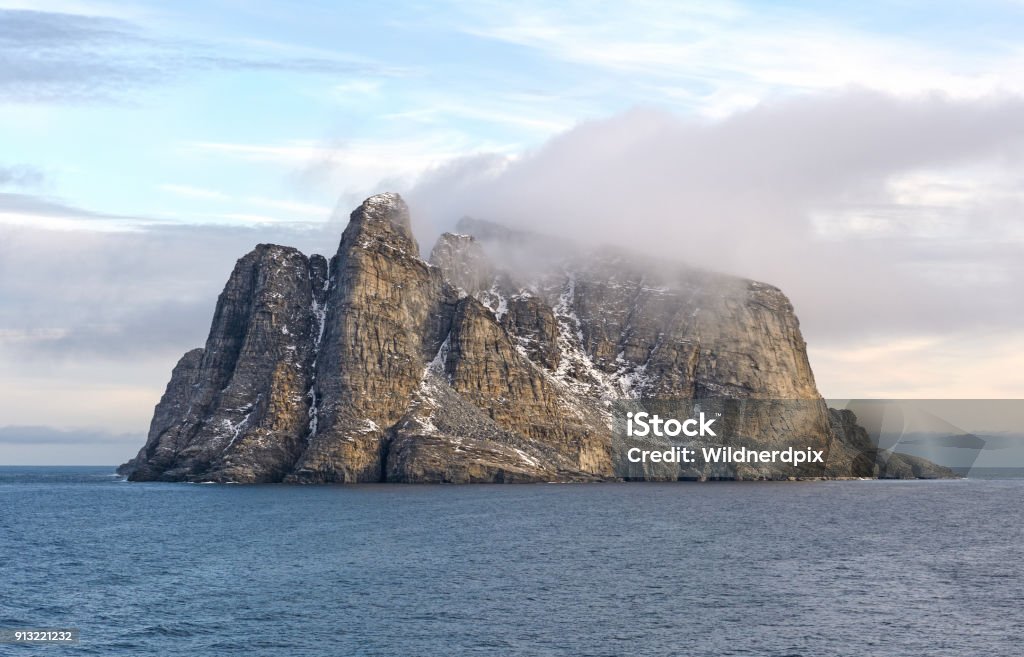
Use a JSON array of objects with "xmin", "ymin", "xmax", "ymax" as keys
[
  {"xmin": 157, "ymin": 185, "xmax": 332, "ymax": 222},
  {"xmin": 158, "ymin": 184, "xmax": 228, "ymax": 201},
  {"xmin": 455, "ymin": 1, "xmax": 1024, "ymax": 115},
  {"xmin": 0, "ymin": 192, "xmax": 152, "ymax": 231},
  {"xmin": 0, "ymin": 425, "xmax": 140, "ymax": 445},
  {"xmin": 0, "ymin": 8, "xmax": 400, "ymax": 103},
  {"xmin": 188, "ymin": 135, "xmax": 521, "ymax": 205},
  {"xmin": 0, "ymin": 164, "xmax": 46, "ymax": 188}
]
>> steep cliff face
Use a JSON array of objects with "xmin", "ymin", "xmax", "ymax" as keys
[
  {"xmin": 120, "ymin": 193, "xmax": 952, "ymax": 483},
  {"xmin": 120, "ymin": 245, "xmax": 327, "ymax": 482},
  {"xmin": 285, "ymin": 193, "xmax": 455, "ymax": 483}
]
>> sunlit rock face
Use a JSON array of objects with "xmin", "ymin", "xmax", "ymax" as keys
[{"xmin": 120, "ymin": 193, "xmax": 952, "ymax": 483}]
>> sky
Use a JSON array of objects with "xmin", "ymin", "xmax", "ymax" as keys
[{"xmin": 2, "ymin": 0, "xmax": 1024, "ymax": 464}]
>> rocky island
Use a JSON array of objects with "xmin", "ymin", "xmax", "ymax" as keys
[{"xmin": 119, "ymin": 193, "xmax": 953, "ymax": 483}]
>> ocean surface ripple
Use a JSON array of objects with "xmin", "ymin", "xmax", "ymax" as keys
[{"xmin": 1, "ymin": 467, "xmax": 1021, "ymax": 656}]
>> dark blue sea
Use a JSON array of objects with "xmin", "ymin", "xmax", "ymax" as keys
[{"xmin": 1, "ymin": 466, "xmax": 1022, "ymax": 656}]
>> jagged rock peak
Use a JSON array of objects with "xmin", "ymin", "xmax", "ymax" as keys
[
  {"xmin": 429, "ymin": 232, "xmax": 493, "ymax": 296},
  {"xmin": 456, "ymin": 216, "xmax": 530, "ymax": 243},
  {"xmin": 432, "ymin": 232, "xmax": 476, "ymax": 248},
  {"xmin": 455, "ymin": 215, "xmax": 578, "ymax": 265},
  {"xmin": 352, "ymin": 192, "xmax": 412, "ymax": 234},
  {"xmin": 339, "ymin": 191, "xmax": 419, "ymax": 258}
]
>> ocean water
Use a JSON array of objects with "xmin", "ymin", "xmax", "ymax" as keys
[{"xmin": 1, "ymin": 467, "xmax": 1021, "ymax": 656}]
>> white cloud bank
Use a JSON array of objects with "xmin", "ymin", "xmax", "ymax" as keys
[{"xmin": 406, "ymin": 90, "xmax": 1024, "ymax": 396}]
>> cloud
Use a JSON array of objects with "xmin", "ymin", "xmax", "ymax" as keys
[
  {"xmin": 0, "ymin": 188, "xmax": 333, "ymax": 231},
  {"xmin": 0, "ymin": 425, "xmax": 139, "ymax": 445},
  {"xmin": 455, "ymin": 0, "xmax": 1024, "ymax": 115},
  {"xmin": 405, "ymin": 90, "xmax": 1024, "ymax": 381},
  {"xmin": 0, "ymin": 9, "xmax": 399, "ymax": 103},
  {"xmin": 158, "ymin": 184, "xmax": 229, "ymax": 201},
  {"xmin": 156, "ymin": 185, "xmax": 333, "ymax": 222},
  {"xmin": 0, "ymin": 165, "xmax": 45, "ymax": 188},
  {"xmin": 380, "ymin": 98, "xmax": 574, "ymax": 134},
  {"xmin": 2, "ymin": 298, "xmax": 213, "ymax": 360},
  {"xmin": 190, "ymin": 134, "xmax": 515, "ymax": 209},
  {"xmin": 0, "ymin": 191, "xmax": 151, "ymax": 231},
  {"xmin": 0, "ymin": 424, "xmax": 144, "ymax": 465}
]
